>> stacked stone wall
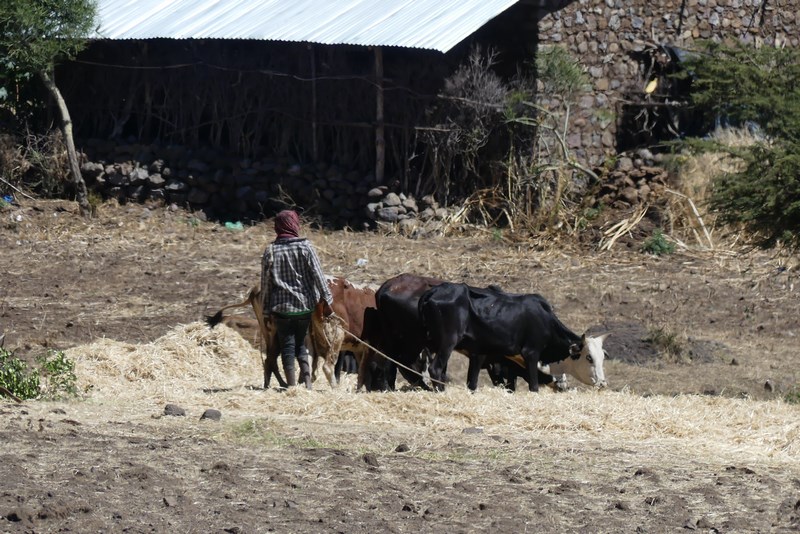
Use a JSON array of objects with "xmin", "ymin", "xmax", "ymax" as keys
[
  {"xmin": 538, "ymin": 0, "xmax": 799, "ymax": 165},
  {"xmin": 77, "ymin": 139, "xmax": 451, "ymax": 231}
]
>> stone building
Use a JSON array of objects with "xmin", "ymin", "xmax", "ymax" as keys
[{"xmin": 535, "ymin": 0, "xmax": 799, "ymax": 165}]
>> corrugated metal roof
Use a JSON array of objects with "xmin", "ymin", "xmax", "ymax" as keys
[{"xmin": 92, "ymin": 0, "xmax": 521, "ymax": 53}]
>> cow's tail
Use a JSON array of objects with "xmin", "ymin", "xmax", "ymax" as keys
[
  {"xmin": 205, "ymin": 286, "xmax": 260, "ymax": 328},
  {"xmin": 205, "ymin": 310, "xmax": 225, "ymax": 328}
]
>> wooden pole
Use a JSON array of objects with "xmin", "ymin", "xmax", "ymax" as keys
[
  {"xmin": 309, "ymin": 44, "xmax": 318, "ymax": 161},
  {"xmin": 374, "ymin": 47, "xmax": 385, "ymax": 184}
]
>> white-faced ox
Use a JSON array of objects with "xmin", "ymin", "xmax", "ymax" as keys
[{"xmin": 417, "ymin": 282, "xmax": 608, "ymax": 392}]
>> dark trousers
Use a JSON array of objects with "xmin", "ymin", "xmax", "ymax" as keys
[{"xmin": 275, "ymin": 313, "xmax": 312, "ymax": 385}]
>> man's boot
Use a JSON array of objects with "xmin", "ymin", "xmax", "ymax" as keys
[
  {"xmin": 297, "ymin": 355, "xmax": 313, "ymax": 390},
  {"xmin": 282, "ymin": 355, "xmax": 297, "ymax": 387}
]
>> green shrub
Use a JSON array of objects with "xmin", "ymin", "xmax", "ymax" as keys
[
  {"xmin": 641, "ymin": 229, "xmax": 675, "ymax": 256},
  {"xmin": 679, "ymin": 42, "xmax": 800, "ymax": 249},
  {"xmin": 0, "ymin": 348, "xmax": 40, "ymax": 400},
  {"xmin": 37, "ymin": 350, "xmax": 78, "ymax": 400},
  {"xmin": 0, "ymin": 347, "xmax": 78, "ymax": 400},
  {"xmin": 645, "ymin": 326, "xmax": 685, "ymax": 362},
  {"xmin": 785, "ymin": 386, "xmax": 800, "ymax": 405}
]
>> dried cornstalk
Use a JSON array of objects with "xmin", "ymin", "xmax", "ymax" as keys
[
  {"xmin": 666, "ymin": 188, "xmax": 714, "ymax": 249},
  {"xmin": 599, "ymin": 205, "xmax": 649, "ymax": 251}
]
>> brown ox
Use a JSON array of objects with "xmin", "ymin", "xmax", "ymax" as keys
[
  {"xmin": 206, "ymin": 277, "xmax": 376, "ymax": 389},
  {"xmin": 206, "ymin": 286, "xmax": 286, "ymax": 389}
]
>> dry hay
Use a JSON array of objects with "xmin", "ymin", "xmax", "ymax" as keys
[
  {"xmin": 62, "ymin": 323, "xmax": 800, "ymax": 469},
  {"xmin": 67, "ymin": 322, "xmax": 263, "ymax": 402}
]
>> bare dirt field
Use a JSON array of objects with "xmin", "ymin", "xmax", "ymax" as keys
[{"xmin": 2, "ymin": 199, "xmax": 800, "ymax": 533}]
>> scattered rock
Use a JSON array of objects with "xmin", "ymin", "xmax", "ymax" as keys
[
  {"xmin": 362, "ymin": 453, "xmax": 380, "ymax": 467},
  {"xmin": 4, "ymin": 506, "xmax": 35, "ymax": 526},
  {"xmin": 696, "ymin": 517, "xmax": 713, "ymax": 529},
  {"xmin": 383, "ymin": 192, "xmax": 402, "ymax": 207},
  {"xmin": 395, "ymin": 443, "xmax": 410, "ymax": 453},
  {"xmin": 616, "ymin": 156, "xmax": 634, "ymax": 172},
  {"xmin": 164, "ymin": 404, "xmax": 186, "ymax": 417},
  {"xmin": 462, "ymin": 427, "xmax": 484, "ymax": 435},
  {"xmin": 644, "ymin": 495, "xmax": 661, "ymax": 506},
  {"xmin": 200, "ymin": 409, "xmax": 221, "ymax": 421}
]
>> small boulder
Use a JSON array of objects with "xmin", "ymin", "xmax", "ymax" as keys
[
  {"xmin": 200, "ymin": 409, "xmax": 222, "ymax": 421},
  {"xmin": 362, "ymin": 453, "xmax": 380, "ymax": 467},
  {"xmin": 164, "ymin": 404, "xmax": 186, "ymax": 417},
  {"xmin": 383, "ymin": 192, "xmax": 402, "ymax": 207}
]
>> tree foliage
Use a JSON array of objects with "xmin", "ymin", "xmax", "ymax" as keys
[
  {"xmin": 1, "ymin": 0, "xmax": 94, "ymax": 119},
  {"xmin": 680, "ymin": 41, "xmax": 800, "ymax": 249},
  {"xmin": 0, "ymin": 0, "xmax": 97, "ymax": 214},
  {"xmin": 0, "ymin": 0, "xmax": 96, "ymax": 74}
]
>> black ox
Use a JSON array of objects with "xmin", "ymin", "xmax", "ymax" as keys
[
  {"xmin": 361, "ymin": 274, "xmax": 566, "ymax": 391},
  {"xmin": 418, "ymin": 282, "xmax": 609, "ymax": 392}
]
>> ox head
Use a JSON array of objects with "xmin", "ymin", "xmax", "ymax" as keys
[{"xmin": 567, "ymin": 333, "xmax": 609, "ymax": 388}]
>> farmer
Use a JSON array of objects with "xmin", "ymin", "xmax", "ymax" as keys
[{"xmin": 260, "ymin": 209, "xmax": 333, "ymax": 389}]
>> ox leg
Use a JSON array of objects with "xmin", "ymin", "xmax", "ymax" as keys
[
  {"xmin": 356, "ymin": 350, "xmax": 372, "ymax": 391},
  {"xmin": 523, "ymin": 350, "xmax": 541, "ymax": 392},
  {"xmin": 334, "ymin": 352, "xmax": 344, "ymax": 383},
  {"xmin": 428, "ymin": 347, "xmax": 454, "ymax": 392},
  {"xmin": 264, "ymin": 337, "xmax": 287, "ymax": 389},
  {"xmin": 393, "ymin": 349, "xmax": 429, "ymax": 391},
  {"xmin": 385, "ymin": 362, "xmax": 398, "ymax": 391},
  {"xmin": 506, "ymin": 364, "xmax": 519, "ymax": 392},
  {"xmin": 321, "ymin": 357, "xmax": 337, "ymax": 389},
  {"xmin": 466, "ymin": 354, "xmax": 486, "ymax": 392},
  {"xmin": 264, "ymin": 355, "xmax": 288, "ymax": 389}
]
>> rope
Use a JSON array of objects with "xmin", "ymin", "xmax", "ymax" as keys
[{"xmin": 323, "ymin": 314, "xmax": 447, "ymax": 387}]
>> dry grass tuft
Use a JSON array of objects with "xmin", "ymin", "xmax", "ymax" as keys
[
  {"xmin": 677, "ymin": 126, "xmax": 756, "ymax": 202},
  {"xmin": 659, "ymin": 126, "xmax": 762, "ymax": 251}
]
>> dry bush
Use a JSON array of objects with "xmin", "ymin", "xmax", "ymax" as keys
[
  {"xmin": 0, "ymin": 130, "xmax": 70, "ymax": 197},
  {"xmin": 666, "ymin": 126, "xmax": 758, "ymax": 248},
  {"xmin": 676, "ymin": 126, "xmax": 756, "ymax": 204}
]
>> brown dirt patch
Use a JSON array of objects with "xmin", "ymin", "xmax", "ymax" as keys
[{"xmin": 2, "ymin": 199, "xmax": 800, "ymax": 533}]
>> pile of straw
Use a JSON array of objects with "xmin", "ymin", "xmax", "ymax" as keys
[
  {"xmin": 67, "ymin": 322, "xmax": 262, "ymax": 401},
  {"xmin": 64, "ymin": 323, "xmax": 800, "ymax": 467}
]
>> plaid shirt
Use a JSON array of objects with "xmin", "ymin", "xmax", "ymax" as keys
[{"xmin": 260, "ymin": 237, "xmax": 333, "ymax": 315}]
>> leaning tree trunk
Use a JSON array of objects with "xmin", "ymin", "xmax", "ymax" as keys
[{"xmin": 39, "ymin": 69, "xmax": 91, "ymax": 216}]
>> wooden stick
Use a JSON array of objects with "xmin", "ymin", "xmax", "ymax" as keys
[
  {"xmin": 0, "ymin": 176, "xmax": 36, "ymax": 201},
  {"xmin": 600, "ymin": 205, "xmax": 648, "ymax": 251},
  {"xmin": 0, "ymin": 386, "xmax": 23, "ymax": 404}
]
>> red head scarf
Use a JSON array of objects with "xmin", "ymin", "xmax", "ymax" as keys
[{"xmin": 274, "ymin": 209, "xmax": 301, "ymax": 239}]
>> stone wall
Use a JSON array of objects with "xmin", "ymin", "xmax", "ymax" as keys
[
  {"xmin": 78, "ymin": 139, "xmax": 451, "ymax": 231},
  {"xmin": 537, "ymin": 0, "xmax": 799, "ymax": 165}
]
